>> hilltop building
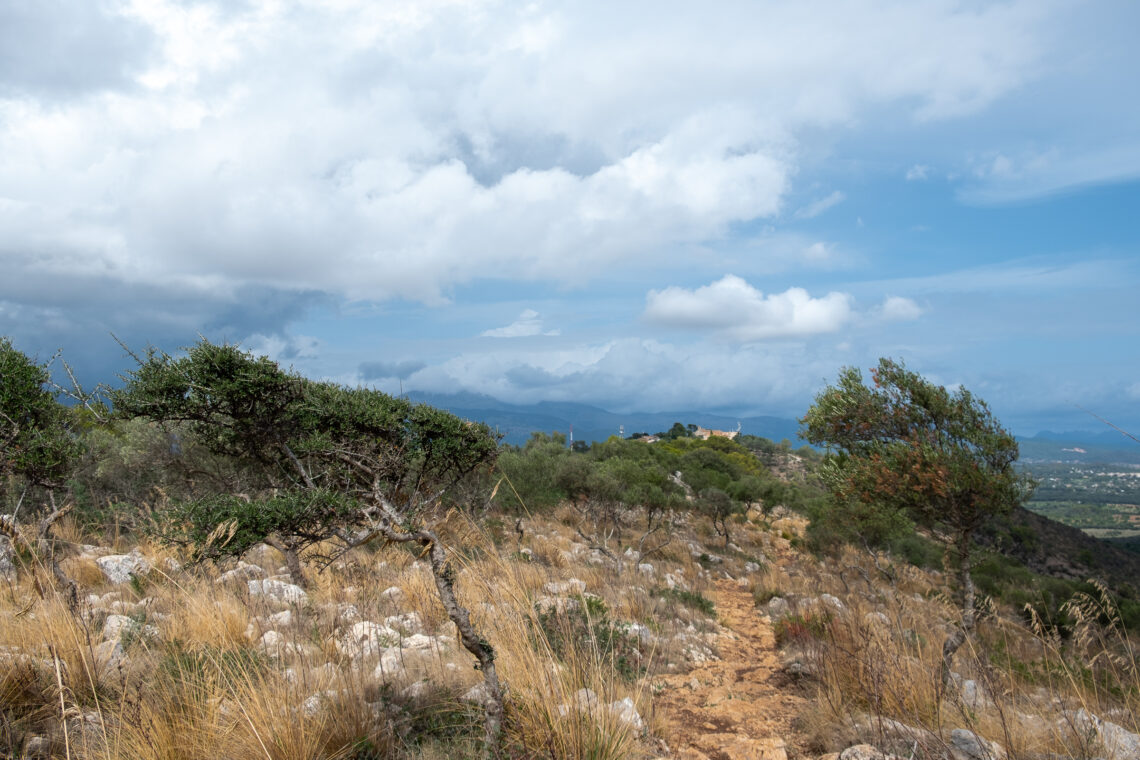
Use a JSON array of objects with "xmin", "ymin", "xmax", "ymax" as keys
[{"xmin": 692, "ymin": 425, "xmax": 740, "ymax": 441}]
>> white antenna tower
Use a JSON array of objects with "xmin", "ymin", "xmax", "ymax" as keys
[{"xmin": 619, "ymin": 424, "xmax": 624, "ymax": 438}]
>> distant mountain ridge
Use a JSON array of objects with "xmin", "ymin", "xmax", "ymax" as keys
[
  {"xmin": 404, "ymin": 392, "xmax": 803, "ymax": 447},
  {"xmin": 1017, "ymin": 430, "xmax": 1140, "ymax": 465}
]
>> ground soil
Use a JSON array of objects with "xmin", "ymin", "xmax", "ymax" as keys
[{"xmin": 652, "ymin": 576, "xmax": 806, "ymax": 760}]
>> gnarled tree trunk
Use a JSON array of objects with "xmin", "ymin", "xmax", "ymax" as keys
[
  {"xmin": 940, "ymin": 531, "xmax": 976, "ymax": 692},
  {"xmin": 371, "ymin": 500, "xmax": 503, "ymax": 757},
  {"xmin": 264, "ymin": 535, "xmax": 308, "ymax": 589}
]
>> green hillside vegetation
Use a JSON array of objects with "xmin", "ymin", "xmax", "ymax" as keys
[{"xmin": 2, "ymin": 337, "xmax": 1138, "ymax": 759}]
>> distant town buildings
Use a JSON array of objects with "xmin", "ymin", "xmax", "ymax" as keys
[
  {"xmin": 692, "ymin": 425, "xmax": 740, "ymax": 441},
  {"xmin": 627, "ymin": 424, "xmax": 741, "ymax": 443}
]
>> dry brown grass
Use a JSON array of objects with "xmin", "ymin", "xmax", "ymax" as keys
[
  {"xmin": 754, "ymin": 542, "xmax": 1140, "ymax": 759},
  {"xmin": 8, "ymin": 499, "xmax": 1135, "ymax": 759},
  {"xmin": 1, "ymin": 505, "xmax": 691, "ymax": 758},
  {"xmin": 453, "ymin": 538, "xmax": 650, "ymax": 759}
]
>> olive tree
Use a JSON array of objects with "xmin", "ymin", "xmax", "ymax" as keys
[
  {"xmin": 113, "ymin": 339, "xmax": 506, "ymax": 751},
  {"xmin": 0, "ymin": 338, "xmax": 79, "ymax": 496},
  {"xmin": 0, "ymin": 337, "xmax": 82, "ymax": 605},
  {"xmin": 801, "ymin": 358, "xmax": 1032, "ymax": 685}
]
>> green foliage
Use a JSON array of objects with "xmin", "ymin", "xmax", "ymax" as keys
[
  {"xmin": 801, "ymin": 491, "xmax": 916, "ymax": 556},
  {"xmin": 159, "ymin": 489, "xmax": 360, "ymax": 563},
  {"xmin": 535, "ymin": 595, "xmax": 645, "ymax": 682},
  {"xmin": 113, "ymin": 339, "xmax": 499, "ymax": 566},
  {"xmin": 112, "ymin": 339, "xmax": 305, "ymax": 465},
  {"xmin": 0, "ymin": 337, "xmax": 79, "ymax": 490},
  {"xmin": 802, "ymin": 358, "xmax": 1032, "ymax": 553},
  {"xmin": 657, "ymin": 587, "xmax": 716, "ymax": 617},
  {"xmin": 885, "ymin": 532, "xmax": 944, "ymax": 569},
  {"xmin": 495, "ymin": 427, "xmax": 819, "ymax": 554},
  {"xmin": 493, "ymin": 433, "xmax": 579, "ymax": 511}
]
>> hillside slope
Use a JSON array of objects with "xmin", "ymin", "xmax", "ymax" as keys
[{"xmin": 981, "ymin": 505, "xmax": 1140, "ymax": 589}]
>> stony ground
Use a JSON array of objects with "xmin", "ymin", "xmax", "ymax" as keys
[{"xmin": 653, "ymin": 576, "xmax": 805, "ymax": 760}]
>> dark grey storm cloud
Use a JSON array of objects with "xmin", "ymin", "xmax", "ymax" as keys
[
  {"xmin": 359, "ymin": 360, "xmax": 427, "ymax": 381},
  {"xmin": 0, "ymin": 275, "xmax": 329, "ymax": 388},
  {"xmin": 0, "ymin": 1, "xmax": 154, "ymax": 97},
  {"xmin": 505, "ymin": 364, "xmax": 569, "ymax": 389}
]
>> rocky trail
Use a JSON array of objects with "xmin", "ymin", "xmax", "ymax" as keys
[{"xmin": 653, "ymin": 576, "xmax": 806, "ymax": 760}]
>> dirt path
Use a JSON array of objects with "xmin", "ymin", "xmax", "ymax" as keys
[{"xmin": 652, "ymin": 577, "xmax": 806, "ymax": 760}]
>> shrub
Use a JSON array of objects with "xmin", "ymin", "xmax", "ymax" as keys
[
  {"xmin": 773, "ymin": 611, "xmax": 832, "ymax": 648},
  {"xmin": 535, "ymin": 595, "xmax": 645, "ymax": 682},
  {"xmin": 657, "ymin": 587, "xmax": 716, "ymax": 617}
]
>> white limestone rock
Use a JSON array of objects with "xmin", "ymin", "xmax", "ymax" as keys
[
  {"xmin": 609, "ymin": 696, "xmax": 644, "ymax": 731},
  {"xmin": 247, "ymin": 578, "xmax": 307, "ymax": 605},
  {"xmin": 1068, "ymin": 709, "xmax": 1140, "ymax": 760},
  {"xmin": 267, "ymin": 609, "xmax": 293, "ymax": 628},
  {"xmin": 820, "ymin": 593, "xmax": 845, "ymax": 613},
  {"xmin": 101, "ymin": 614, "xmax": 159, "ymax": 643},
  {"xmin": 0, "ymin": 536, "xmax": 15, "ymax": 581},
  {"xmin": 767, "ymin": 597, "xmax": 790, "ymax": 619},
  {"xmin": 543, "ymin": 578, "xmax": 587, "ymax": 595},
  {"xmin": 96, "ymin": 549, "xmax": 150, "ymax": 585},
  {"xmin": 535, "ymin": 596, "xmax": 580, "ymax": 614},
  {"xmin": 401, "ymin": 680, "xmax": 432, "ymax": 702},
  {"xmin": 216, "ymin": 562, "xmax": 265, "ymax": 585},
  {"xmin": 623, "ymin": 622, "xmax": 655, "ymax": 646},
  {"xmin": 384, "ymin": 611, "xmax": 423, "ymax": 635},
  {"xmin": 93, "ymin": 640, "xmax": 129, "ymax": 676},
  {"xmin": 462, "ymin": 682, "xmax": 493, "ymax": 707},
  {"xmin": 337, "ymin": 604, "xmax": 362, "ymax": 624},
  {"xmin": 337, "ymin": 621, "xmax": 399, "ymax": 660}
]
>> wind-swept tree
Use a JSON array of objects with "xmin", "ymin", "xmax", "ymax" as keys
[
  {"xmin": 801, "ymin": 358, "xmax": 1032, "ymax": 685},
  {"xmin": 113, "ymin": 339, "xmax": 506, "ymax": 751},
  {"xmin": 0, "ymin": 337, "xmax": 83, "ymax": 605},
  {"xmin": 0, "ymin": 338, "xmax": 79, "ymax": 497}
]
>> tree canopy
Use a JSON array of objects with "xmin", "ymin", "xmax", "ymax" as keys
[
  {"xmin": 112, "ymin": 339, "xmax": 500, "ymax": 575},
  {"xmin": 0, "ymin": 338, "xmax": 78, "ymax": 491},
  {"xmin": 801, "ymin": 357, "xmax": 1029, "ymax": 546}
]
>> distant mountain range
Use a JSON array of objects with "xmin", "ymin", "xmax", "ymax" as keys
[
  {"xmin": 405, "ymin": 392, "xmax": 803, "ymax": 447},
  {"xmin": 406, "ymin": 392, "xmax": 1140, "ymax": 463},
  {"xmin": 1017, "ymin": 430, "xmax": 1140, "ymax": 465}
]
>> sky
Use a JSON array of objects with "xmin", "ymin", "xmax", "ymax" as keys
[{"xmin": 2, "ymin": 0, "xmax": 1139, "ymax": 436}]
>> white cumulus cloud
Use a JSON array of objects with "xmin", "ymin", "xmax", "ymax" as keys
[
  {"xmin": 643, "ymin": 275, "xmax": 855, "ymax": 341},
  {"xmin": 0, "ymin": 0, "xmax": 1054, "ymax": 312},
  {"xmin": 876, "ymin": 296, "xmax": 924, "ymax": 322},
  {"xmin": 644, "ymin": 277, "xmax": 925, "ymax": 341},
  {"xmin": 481, "ymin": 309, "xmax": 560, "ymax": 338}
]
